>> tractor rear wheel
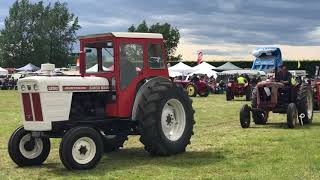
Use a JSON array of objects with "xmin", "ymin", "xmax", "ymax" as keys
[
  {"xmin": 287, "ymin": 103, "xmax": 298, "ymax": 128},
  {"xmin": 102, "ymin": 135, "xmax": 128, "ymax": 152},
  {"xmin": 240, "ymin": 104, "xmax": 251, "ymax": 128},
  {"xmin": 8, "ymin": 126, "xmax": 51, "ymax": 167},
  {"xmin": 297, "ymin": 84, "xmax": 313, "ymax": 124},
  {"xmin": 137, "ymin": 81, "xmax": 195, "ymax": 156},
  {"xmin": 186, "ymin": 83, "xmax": 197, "ymax": 97},
  {"xmin": 199, "ymin": 85, "xmax": 210, "ymax": 97},
  {"xmin": 245, "ymin": 87, "xmax": 252, "ymax": 101},
  {"xmin": 226, "ymin": 87, "xmax": 233, "ymax": 101},
  {"xmin": 251, "ymin": 87, "xmax": 258, "ymax": 107}
]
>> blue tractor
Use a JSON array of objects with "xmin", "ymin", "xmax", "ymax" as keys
[{"xmin": 251, "ymin": 47, "xmax": 283, "ymax": 72}]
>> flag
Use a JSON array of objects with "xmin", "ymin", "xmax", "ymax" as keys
[
  {"xmin": 297, "ymin": 60, "xmax": 301, "ymax": 69},
  {"xmin": 197, "ymin": 51, "xmax": 203, "ymax": 64}
]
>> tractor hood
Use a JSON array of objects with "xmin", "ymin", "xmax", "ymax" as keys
[{"xmin": 17, "ymin": 76, "xmax": 110, "ymax": 93}]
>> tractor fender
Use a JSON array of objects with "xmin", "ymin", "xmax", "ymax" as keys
[{"xmin": 131, "ymin": 77, "xmax": 171, "ymax": 121}]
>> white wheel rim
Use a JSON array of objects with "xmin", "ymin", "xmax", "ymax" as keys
[
  {"xmin": 19, "ymin": 134, "xmax": 43, "ymax": 159},
  {"xmin": 161, "ymin": 99, "xmax": 186, "ymax": 141},
  {"xmin": 72, "ymin": 137, "xmax": 96, "ymax": 165}
]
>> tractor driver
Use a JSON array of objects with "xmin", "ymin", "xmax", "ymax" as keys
[
  {"xmin": 276, "ymin": 65, "xmax": 292, "ymax": 85},
  {"xmin": 237, "ymin": 74, "xmax": 248, "ymax": 85},
  {"xmin": 276, "ymin": 65, "xmax": 293, "ymax": 101},
  {"xmin": 119, "ymin": 45, "xmax": 138, "ymax": 89}
]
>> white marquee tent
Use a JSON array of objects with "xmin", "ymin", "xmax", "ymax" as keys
[
  {"xmin": 192, "ymin": 62, "xmax": 216, "ymax": 71},
  {"xmin": 189, "ymin": 68, "xmax": 218, "ymax": 78},
  {"xmin": 168, "ymin": 62, "xmax": 193, "ymax": 75},
  {"xmin": 0, "ymin": 67, "xmax": 8, "ymax": 76},
  {"xmin": 169, "ymin": 71, "xmax": 182, "ymax": 77}
]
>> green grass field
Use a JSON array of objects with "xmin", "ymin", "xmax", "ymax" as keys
[{"xmin": 0, "ymin": 90, "xmax": 320, "ymax": 179}]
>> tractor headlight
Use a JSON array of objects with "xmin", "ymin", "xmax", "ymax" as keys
[
  {"xmin": 21, "ymin": 85, "xmax": 26, "ymax": 91},
  {"xmin": 33, "ymin": 84, "xmax": 39, "ymax": 91}
]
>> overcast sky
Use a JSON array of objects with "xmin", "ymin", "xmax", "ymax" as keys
[{"xmin": 0, "ymin": 0, "xmax": 320, "ymax": 61}]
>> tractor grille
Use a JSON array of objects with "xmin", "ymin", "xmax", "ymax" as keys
[{"xmin": 21, "ymin": 93, "xmax": 43, "ymax": 121}]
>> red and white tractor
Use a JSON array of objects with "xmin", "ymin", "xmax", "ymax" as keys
[{"xmin": 8, "ymin": 32, "xmax": 195, "ymax": 170}]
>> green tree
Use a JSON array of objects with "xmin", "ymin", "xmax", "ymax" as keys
[
  {"xmin": 0, "ymin": 0, "xmax": 80, "ymax": 68},
  {"xmin": 128, "ymin": 20, "xmax": 182, "ymax": 61}
]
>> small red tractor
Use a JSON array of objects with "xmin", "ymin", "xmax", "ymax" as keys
[
  {"xmin": 174, "ymin": 78, "xmax": 210, "ymax": 97},
  {"xmin": 226, "ymin": 78, "xmax": 251, "ymax": 101},
  {"xmin": 8, "ymin": 32, "xmax": 195, "ymax": 170},
  {"xmin": 240, "ymin": 79, "xmax": 313, "ymax": 129}
]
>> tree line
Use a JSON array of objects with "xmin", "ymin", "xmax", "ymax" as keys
[{"xmin": 0, "ymin": 0, "xmax": 80, "ymax": 68}]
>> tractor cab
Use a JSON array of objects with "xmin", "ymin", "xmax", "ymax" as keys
[
  {"xmin": 251, "ymin": 47, "xmax": 283, "ymax": 72},
  {"xmin": 78, "ymin": 32, "xmax": 168, "ymax": 117}
]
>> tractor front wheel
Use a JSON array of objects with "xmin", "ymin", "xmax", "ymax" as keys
[
  {"xmin": 59, "ymin": 126, "xmax": 103, "ymax": 170},
  {"xmin": 240, "ymin": 104, "xmax": 251, "ymax": 128},
  {"xmin": 8, "ymin": 126, "xmax": 51, "ymax": 167},
  {"xmin": 287, "ymin": 103, "xmax": 298, "ymax": 128},
  {"xmin": 138, "ymin": 81, "xmax": 195, "ymax": 156}
]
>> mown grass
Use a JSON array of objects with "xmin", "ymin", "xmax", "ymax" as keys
[{"xmin": 0, "ymin": 90, "xmax": 319, "ymax": 179}]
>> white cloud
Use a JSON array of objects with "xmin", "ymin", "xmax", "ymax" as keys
[
  {"xmin": 307, "ymin": 27, "xmax": 320, "ymax": 42},
  {"xmin": 79, "ymin": 17, "xmax": 130, "ymax": 29}
]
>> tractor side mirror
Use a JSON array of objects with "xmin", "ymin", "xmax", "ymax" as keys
[{"xmin": 79, "ymin": 51, "xmax": 86, "ymax": 76}]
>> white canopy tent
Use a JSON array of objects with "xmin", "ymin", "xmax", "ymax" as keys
[
  {"xmin": 86, "ymin": 64, "xmax": 109, "ymax": 73},
  {"xmin": 0, "ymin": 67, "xmax": 8, "ymax": 76},
  {"xmin": 189, "ymin": 68, "xmax": 218, "ymax": 78},
  {"xmin": 192, "ymin": 62, "xmax": 216, "ymax": 71},
  {"xmin": 168, "ymin": 62, "xmax": 193, "ymax": 76},
  {"xmin": 169, "ymin": 71, "xmax": 182, "ymax": 77},
  {"xmin": 219, "ymin": 69, "xmax": 266, "ymax": 76}
]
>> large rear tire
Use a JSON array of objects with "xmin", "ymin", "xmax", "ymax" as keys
[
  {"xmin": 226, "ymin": 87, "xmax": 232, "ymax": 101},
  {"xmin": 8, "ymin": 126, "xmax": 51, "ymax": 167},
  {"xmin": 287, "ymin": 103, "xmax": 298, "ymax": 128},
  {"xmin": 251, "ymin": 87, "xmax": 258, "ymax": 108},
  {"xmin": 137, "ymin": 81, "xmax": 195, "ymax": 156},
  {"xmin": 59, "ymin": 126, "xmax": 103, "ymax": 170},
  {"xmin": 245, "ymin": 87, "xmax": 252, "ymax": 101},
  {"xmin": 199, "ymin": 85, "xmax": 210, "ymax": 97},
  {"xmin": 297, "ymin": 84, "xmax": 313, "ymax": 124},
  {"xmin": 240, "ymin": 104, "xmax": 251, "ymax": 128}
]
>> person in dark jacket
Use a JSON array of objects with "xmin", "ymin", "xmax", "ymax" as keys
[
  {"xmin": 276, "ymin": 65, "xmax": 292, "ymax": 85},
  {"xmin": 276, "ymin": 65, "xmax": 293, "ymax": 101}
]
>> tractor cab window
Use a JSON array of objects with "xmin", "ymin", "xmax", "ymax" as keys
[
  {"xmin": 119, "ymin": 43, "xmax": 144, "ymax": 90},
  {"xmin": 258, "ymin": 52, "xmax": 275, "ymax": 60},
  {"xmin": 84, "ymin": 41, "xmax": 114, "ymax": 73},
  {"xmin": 148, "ymin": 44, "xmax": 164, "ymax": 69}
]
